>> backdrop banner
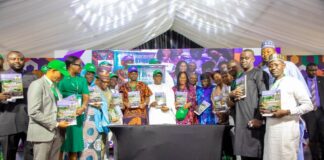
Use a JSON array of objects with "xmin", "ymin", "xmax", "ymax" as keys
[{"xmin": 52, "ymin": 48, "xmax": 324, "ymax": 81}]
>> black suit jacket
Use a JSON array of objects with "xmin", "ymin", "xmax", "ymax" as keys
[
  {"xmin": 305, "ymin": 76, "xmax": 324, "ymax": 108},
  {"xmin": 317, "ymin": 76, "xmax": 324, "ymax": 108},
  {"xmin": 0, "ymin": 69, "xmax": 37, "ymax": 136}
]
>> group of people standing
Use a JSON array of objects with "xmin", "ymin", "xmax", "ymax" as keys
[{"xmin": 0, "ymin": 39, "xmax": 322, "ymax": 160}]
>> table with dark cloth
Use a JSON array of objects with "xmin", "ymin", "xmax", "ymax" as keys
[{"xmin": 109, "ymin": 125, "xmax": 229, "ymax": 160}]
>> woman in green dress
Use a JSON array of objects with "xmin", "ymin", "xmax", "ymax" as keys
[{"xmin": 59, "ymin": 56, "xmax": 89, "ymax": 160}]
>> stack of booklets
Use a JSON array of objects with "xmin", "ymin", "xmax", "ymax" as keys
[
  {"xmin": 0, "ymin": 73, "xmax": 23, "ymax": 102},
  {"xmin": 175, "ymin": 91, "xmax": 187, "ymax": 107},
  {"xmin": 57, "ymin": 95, "xmax": 78, "ymax": 125},
  {"xmin": 235, "ymin": 75, "xmax": 247, "ymax": 99},
  {"xmin": 260, "ymin": 89, "xmax": 281, "ymax": 117},
  {"xmin": 155, "ymin": 92, "xmax": 166, "ymax": 108},
  {"xmin": 194, "ymin": 100, "xmax": 210, "ymax": 115},
  {"xmin": 128, "ymin": 91, "xmax": 140, "ymax": 108}
]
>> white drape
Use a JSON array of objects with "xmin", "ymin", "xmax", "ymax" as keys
[{"xmin": 0, "ymin": 0, "xmax": 324, "ymax": 57}]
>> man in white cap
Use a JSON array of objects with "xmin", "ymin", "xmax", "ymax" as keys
[
  {"xmin": 260, "ymin": 40, "xmax": 310, "ymax": 97},
  {"xmin": 262, "ymin": 53, "xmax": 313, "ymax": 160}
]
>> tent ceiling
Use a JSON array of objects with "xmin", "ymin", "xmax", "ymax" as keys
[{"xmin": 0, "ymin": 0, "xmax": 324, "ymax": 57}]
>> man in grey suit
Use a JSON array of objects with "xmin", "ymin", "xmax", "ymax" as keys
[{"xmin": 27, "ymin": 60, "xmax": 70, "ymax": 160}]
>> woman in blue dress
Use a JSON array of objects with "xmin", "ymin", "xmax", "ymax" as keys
[{"xmin": 196, "ymin": 72, "xmax": 217, "ymax": 124}]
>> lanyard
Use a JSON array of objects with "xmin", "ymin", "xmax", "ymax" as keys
[
  {"xmin": 70, "ymin": 76, "xmax": 80, "ymax": 95},
  {"xmin": 70, "ymin": 76, "xmax": 82, "ymax": 107}
]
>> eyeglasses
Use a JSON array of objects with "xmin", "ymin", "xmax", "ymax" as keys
[{"xmin": 72, "ymin": 63, "xmax": 82, "ymax": 67}]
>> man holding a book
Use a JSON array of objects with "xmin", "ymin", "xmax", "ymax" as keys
[
  {"xmin": 0, "ymin": 51, "xmax": 37, "ymax": 160},
  {"xmin": 230, "ymin": 49, "xmax": 268, "ymax": 160},
  {"xmin": 119, "ymin": 66, "xmax": 152, "ymax": 125},
  {"xmin": 148, "ymin": 69, "xmax": 176, "ymax": 124},
  {"xmin": 109, "ymin": 73, "xmax": 124, "ymax": 122},
  {"xmin": 109, "ymin": 73, "xmax": 120, "ymax": 92},
  {"xmin": 27, "ymin": 60, "xmax": 70, "ymax": 160},
  {"xmin": 262, "ymin": 54, "xmax": 313, "ymax": 160}
]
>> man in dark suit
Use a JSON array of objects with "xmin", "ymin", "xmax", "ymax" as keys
[
  {"xmin": 0, "ymin": 51, "xmax": 37, "ymax": 160},
  {"xmin": 302, "ymin": 62, "xmax": 324, "ymax": 160}
]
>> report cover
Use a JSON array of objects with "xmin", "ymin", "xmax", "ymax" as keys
[
  {"xmin": 128, "ymin": 91, "xmax": 140, "ymax": 108},
  {"xmin": 0, "ymin": 73, "xmax": 23, "ymax": 101},
  {"xmin": 155, "ymin": 92, "xmax": 166, "ymax": 108},
  {"xmin": 260, "ymin": 89, "xmax": 281, "ymax": 117},
  {"xmin": 175, "ymin": 91, "xmax": 187, "ymax": 107},
  {"xmin": 235, "ymin": 75, "xmax": 247, "ymax": 99},
  {"xmin": 57, "ymin": 97, "xmax": 78, "ymax": 126},
  {"xmin": 194, "ymin": 100, "xmax": 211, "ymax": 115}
]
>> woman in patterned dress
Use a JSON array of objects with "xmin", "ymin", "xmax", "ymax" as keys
[
  {"xmin": 172, "ymin": 71, "xmax": 197, "ymax": 125},
  {"xmin": 81, "ymin": 66, "xmax": 111, "ymax": 160}
]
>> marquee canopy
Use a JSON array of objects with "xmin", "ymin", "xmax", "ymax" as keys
[{"xmin": 0, "ymin": 0, "xmax": 323, "ymax": 57}]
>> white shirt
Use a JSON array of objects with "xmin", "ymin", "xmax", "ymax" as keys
[
  {"xmin": 263, "ymin": 76, "xmax": 313, "ymax": 160},
  {"xmin": 148, "ymin": 83, "xmax": 176, "ymax": 125},
  {"xmin": 44, "ymin": 75, "xmax": 62, "ymax": 100}
]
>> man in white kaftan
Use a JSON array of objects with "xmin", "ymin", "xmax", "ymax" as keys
[
  {"xmin": 148, "ymin": 70, "xmax": 176, "ymax": 124},
  {"xmin": 263, "ymin": 54, "xmax": 313, "ymax": 160}
]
